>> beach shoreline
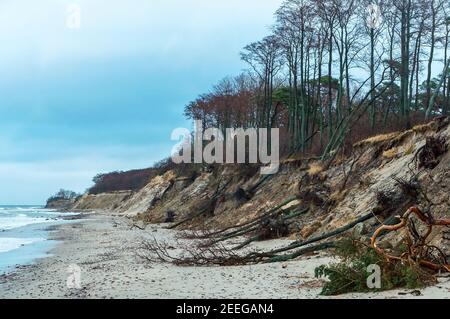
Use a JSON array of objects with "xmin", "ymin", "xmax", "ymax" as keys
[
  {"xmin": 0, "ymin": 207, "xmax": 83, "ymax": 276},
  {"xmin": 0, "ymin": 212, "xmax": 448, "ymax": 299}
]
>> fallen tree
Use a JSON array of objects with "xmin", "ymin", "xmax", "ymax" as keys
[
  {"xmin": 139, "ymin": 205, "xmax": 450, "ymax": 271},
  {"xmin": 209, "ymin": 198, "xmax": 303, "ymax": 244},
  {"xmin": 247, "ymin": 211, "xmax": 378, "ymax": 259},
  {"xmin": 139, "ymin": 210, "xmax": 379, "ymax": 266},
  {"xmin": 231, "ymin": 208, "xmax": 310, "ymax": 250},
  {"xmin": 182, "ymin": 196, "xmax": 301, "ymax": 240}
]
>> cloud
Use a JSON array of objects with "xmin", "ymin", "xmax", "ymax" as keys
[
  {"xmin": 0, "ymin": 0, "xmax": 283, "ymax": 204},
  {"xmin": 0, "ymin": 145, "xmax": 172, "ymax": 204},
  {"xmin": 0, "ymin": 0, "xmax": 282, "ymax": 65}
]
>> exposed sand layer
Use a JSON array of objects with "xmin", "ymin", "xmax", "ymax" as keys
[{"xmin": 0, "ymin": 213, "xmax": 448, "ymax": 299}]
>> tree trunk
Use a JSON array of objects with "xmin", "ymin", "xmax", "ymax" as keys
[
  {"xmin": 426, "ymin": 1, "xmax": 437, "ymax": 112},
  {"xmin": 328, "ymin": 28, "xmax": 334, "ymax": 141},
  {"xmin": 370, "ymin": 28, "xmax": 376, "ymax": 129},
  {"xmin": 443, "ymin": 23, "xmax": 449, "ymax": 115}
]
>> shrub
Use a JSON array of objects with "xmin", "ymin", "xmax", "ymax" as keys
[
  {"xmin": 47, "ymin": 189, "xmax": 80, "ymax": 201},
  {"xmin": 315, "ymin": 238, "xmax": 434, "ymax": 296}
]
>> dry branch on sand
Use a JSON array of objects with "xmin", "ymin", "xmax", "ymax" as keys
[
  {"xmin": 137, "ymin": 235, "xmax": 335, "ymax": 266},
  {"xmin": 139, "ymin": 205, "xmax": 450, "ymax": 279},
  {"xmin": 137, "ymin": 236, "xmax": 244, "ymax": 266},
  {"xmin": 138, "ymin": 209, "xmax": 379, "ymax": 266}
]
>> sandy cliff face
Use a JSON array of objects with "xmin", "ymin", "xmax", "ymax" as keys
[
  {"xmin": 309, "ymin": 119, "xmax": 450, "ymax": 249},
  {"xmin": 71, "ymin": 191, "xmax": 132, "ymax": 211},
  {"xmin": 115, "ymin": 171, "xmax": 176, "ymax": 217},
  {"xmin": 69, "ymin": 118, "xmax": 449, "ymax": 250}
]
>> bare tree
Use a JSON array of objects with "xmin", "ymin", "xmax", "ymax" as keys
[{"xmin": 241, "ymin": 35, "xmax": 283, "ymax": 129}]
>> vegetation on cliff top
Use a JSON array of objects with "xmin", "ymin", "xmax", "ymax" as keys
[{"xmin": 46, "ymin": 189, "xmax": 81, "ymax": 207}]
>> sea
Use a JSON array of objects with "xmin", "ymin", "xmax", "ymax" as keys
[{"xmin": 0, "ymin": 205, "xmax": 78, "ymax": 275}]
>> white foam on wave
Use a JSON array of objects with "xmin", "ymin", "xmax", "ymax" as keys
[
  {"xmin": 0, "ymin": 237, "xmax": 45, "ymax": 253},
  {"xmin": 0, "ymin": 207, "xmax": 80, "ymax": 232},
  {"xmin": 0, "ymin": 215, "xmax": 51, "ymax": 231}
]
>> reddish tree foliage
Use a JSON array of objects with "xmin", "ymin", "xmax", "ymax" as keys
[{"xmin": 89, "ymin": 168, "xmax": 157, "ymax": 194}]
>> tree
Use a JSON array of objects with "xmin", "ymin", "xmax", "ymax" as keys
[
  {"xmin": 181, "ymin": 0, "xmax": 448, "ymax": 160},
  {"xmin": 241, "ymin": 35, "xmax": 283, "ymax": 129},
  {"xmin": 48, "ymin": 189, "xmax": 80, "ymax": 202}
]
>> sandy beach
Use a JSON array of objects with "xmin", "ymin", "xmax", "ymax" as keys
[{"xmin": 0, "ymin": 212, "xmax": 448, "ymax": 299}]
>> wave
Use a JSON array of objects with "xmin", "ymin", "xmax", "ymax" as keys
[
  {"xmin": 0, "ymin": 215, "xmax": 52, "ymax": 231},
  {"xmin": 0, "ymin": 237, "xmax": 45, "ymax": 253},
  {"xmin": 0, "ymin": 207, "xmax": 79, "ymax": 231}
]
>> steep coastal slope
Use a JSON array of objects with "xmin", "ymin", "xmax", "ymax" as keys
[
  {"xmin": 71, "ymin": 191, "xmax": 132, "ymax": 211},
  {"xmin": 67, "ymin": 118, "xmax": 450, "ymax": 254}
]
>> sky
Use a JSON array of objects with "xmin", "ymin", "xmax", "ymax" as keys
[{"xmin": 0, "ymin": 0, "xmax": 283, "ymax": 204}]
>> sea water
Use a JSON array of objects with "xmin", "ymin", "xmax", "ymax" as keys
[{"xmin": 0, "ymin": 206, "xmax": 78, "ymax": 275}]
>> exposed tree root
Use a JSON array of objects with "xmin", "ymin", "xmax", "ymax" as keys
[
  {"xmin": 371, "ymin": 206, "xmax": 450, "ymax": 272},
  {"xmin": 415, "ymin": 136, "xmax": 448, "ymax": 170},
  {"xmin": 235, "ymin": 173, "xmax": 275, "ymax": 202}
]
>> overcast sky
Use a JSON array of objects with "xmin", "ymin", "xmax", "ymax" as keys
[
  {"xmin": 0, "ymin": 0, "xmax": 445, "ymax": 205},
  {"xmin": 0, "ymin": 0, "xmax": 283, "ymax": 204}
]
